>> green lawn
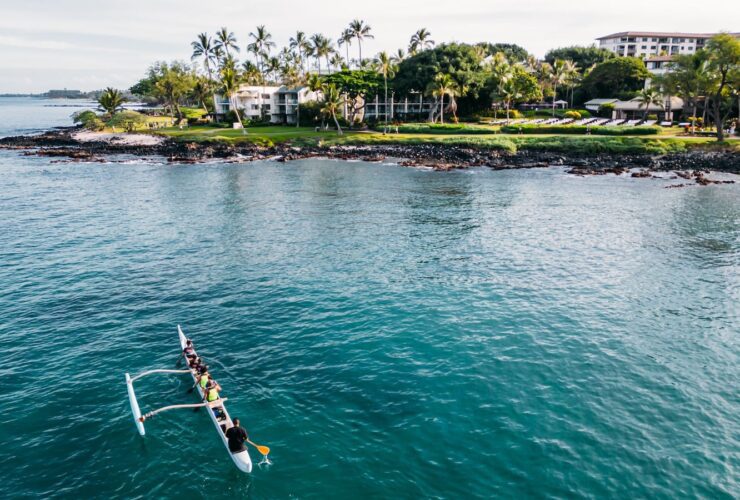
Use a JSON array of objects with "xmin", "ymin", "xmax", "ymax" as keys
[
  {"xmin": 153, "ymin": 124, "xmax": 739, "ymax": 154},
  {"xmin": 154, "ymin": 125, "xmax": 363, "ymax": 146}
]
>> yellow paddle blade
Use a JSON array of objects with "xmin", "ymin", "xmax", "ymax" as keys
[{"xmin": 256, "ymin": 444, "xmax": 270, "ymax": 456}]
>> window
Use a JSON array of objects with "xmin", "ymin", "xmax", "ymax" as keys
[
  {"xmin": 641, "ymin": 45, "xmax": 647, "ymax": 49},
  {"xmin": 251, "ymin": 104, "xmax": 259, "ymax": 110},
  {"xmin": 261, "ymin": 94, "xmax": 270, "ymax": 99},
  {"xmin": 650, "ymin": 46, "xmax": 656, "ymax": 50}
]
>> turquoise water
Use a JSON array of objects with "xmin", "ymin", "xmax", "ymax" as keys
[{"xmin": 0, "ymin": 100, "xmax": 738, "ymax": 499}]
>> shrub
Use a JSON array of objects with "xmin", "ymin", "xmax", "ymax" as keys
[
  {"xmin": 647, "ymin": 114, "xmax": 658, "ymax": 121},
  {"xmin": 108, "ymin": 110, "xmax": 147, "ymax": 132},
  {"xmin": 72, "ymin": 110, "xmax": 105, "ymax": 131},
  {"xmin": 379, "ymin": 123, "xmax": 498, "ymax": 135},
  {"xmin": 564, "ymin": 110, "xmax": 582, "ymax": 119}
]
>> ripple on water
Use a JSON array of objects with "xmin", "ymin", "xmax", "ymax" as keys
[{"xmin": 0, "ymin": 153, "xmax": 738, "ymax": 499}]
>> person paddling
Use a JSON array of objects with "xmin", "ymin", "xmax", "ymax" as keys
[
  {"xmin": 197, "ymin": 366, "xmax": 210, "ymax": 390},
  {"xmin": 225, "ymin": 418, "xmax": 249, "ymax": 454},
  {"xmin": 203, "ymin": 379, "xmax": 221, "ymax": 403},
  {"xmin": 182, "ymin": 339, "xmax": 196, "ymax": 362}
]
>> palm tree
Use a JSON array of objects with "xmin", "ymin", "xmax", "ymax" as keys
[
  {"xmin": 409, "ymin": 28, "xmax": 434, "ymax": 55},
  {"xmin": 97, "ymin": 87, "xmax": 126, "ymax": 118},
  {"xmin": 248, "ymin": 25, "xmax": 275, "ymax": 74},
  {"xmin": 311, "ymin": 34, "xmax": 332, "ymax": 74},
  {"xmin": 348, "ymin": 19, "xmax": 373, "ymax": 65},
  {"xmin": 547, "ymin": 60, "xmax": 568, "ymax": 117},
  {"xmin": 426, "ymin": 74, "xmax": 457, "ymax": 124},
  {"xmin": 376, "ymin": 51, "xmax": 396, "ymax": 128},
  {"xmin": 394, "ymin": 49, "xmax": 406, "ymax": 63},
  {"xmin": 191, "ymin": 33, "xmax": 216, "ymax": 80},
  {"xmin": 561, "ymin": 59, "xmax": 580, "ymax": 108},
  {"xmin": 289, "ymin": 31, "xmax": 310, "ymax": 74},
  {"xmin": 192, "ymin": 77, "xmax": 211, "ymax": 114},
  {"xmin": 635, "ymin": 87, "xmax": 664, "ymax": 120},
  {"xmin": 338, "ymin": 29, "xmax": 354, "ymax": 68},
  {"xmin": 220, "ymin": 61, "xmax": 243, "ymax": 127},
  {"xmin": 241, "ymin": 61, "xmax": 263, "ymax": 85},
  {"xmin": 321, "ymin": 83, "xmax": 344, "ymax": 134},
  {"xmin": 215, "ymin": 27, "xmax": 239, "ymax": 58},
  {"xmin": 330, "ymin": 53, "xmax": 344, "ymax": 72}
]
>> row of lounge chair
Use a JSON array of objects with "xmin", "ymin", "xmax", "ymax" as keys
[{"xmin": 487, "ymin": 117, "xmax": 666, "ymax": 127}]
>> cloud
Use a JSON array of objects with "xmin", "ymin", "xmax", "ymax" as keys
[{"xmin": 0, "ymin": 35, "xmax": 73, "ymax": 51}]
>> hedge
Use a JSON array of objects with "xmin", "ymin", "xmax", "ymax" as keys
[
  {"xmin": 378, "ymin": 123, "xmax": 498, "ymax": 135},
  {"xmin": 500, "ymin": 125, "xmax": 660, "ymax": 136}
]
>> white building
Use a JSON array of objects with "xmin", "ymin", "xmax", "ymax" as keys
[
  {"xmin": 215, "ymin": 85, "xmax": 320, "ymax": 124},
  {"xmin": 596, "ymin": 31, "xmax": 739, "ymax": 59}
]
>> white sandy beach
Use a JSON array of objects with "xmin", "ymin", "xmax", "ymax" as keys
[{"xmin": 72, "ymin": 131, "xmax": 165, "ymax": 146}]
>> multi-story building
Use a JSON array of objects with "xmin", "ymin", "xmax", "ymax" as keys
[
  {"xmin": 214, "ymin": 85, "xmax": 320, "ymax": 124},
  {"xmin": 596, "ymin": 31, "xmax": 739, "ymax": 59}
]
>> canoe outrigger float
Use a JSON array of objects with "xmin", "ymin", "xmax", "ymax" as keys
[{"xmin": 124, "ymin": 325, "xmax": 253, "ymax": 473}]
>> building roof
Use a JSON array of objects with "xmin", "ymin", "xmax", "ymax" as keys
[
  {"xmin": 613, "ymin": 96, "xmax": 684, "ymax": 111},
  {"xmin": 596, "ymin": 31, "xmax": 739, "ymax": 40},
  {"xmin": 584, "ymin": 98, "xmax": 619, "ymax": 105}
]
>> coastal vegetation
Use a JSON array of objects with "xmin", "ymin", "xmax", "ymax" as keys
[{"xmin": 72, "ymin": 22, "xmax": 738, "ymax": 144}]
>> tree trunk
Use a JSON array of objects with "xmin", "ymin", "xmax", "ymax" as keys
[
  {"xmin": 506, "ymin": 102, "xmax": 510, "ymax": 123},
  {"xmin": 358, "ymin": 39, "xmax": 362, "ymax": 65},
  {"xmin": 440, "ymin": 94, "xmax": 444, "ymax": 124},
  {"xmin": 384, "ymin": 75, "xmax": 388, "ymax": 127},
  {"xmin": 332, "ymin": 112, "xmax": 343, "ymax": 135},
  {"xmin": 552, "ymin": 84, "xmax": 557, "ymax": 117},
  {"xmin": 714, "ymin": 97, "xmax": 724, "ymax": 141},
  {"xmin": 691, "ymin": 103, "xmax": 697, "ymax": 135}
]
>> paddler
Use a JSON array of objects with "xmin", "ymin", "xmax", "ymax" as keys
[
  {"xmin": 203, "ymin": 379, "xmax": 222, "ymax": 403},
  {"xmin": 225, "ymin": 418, "xmax": 249, "ymax": 454},
  {"xmin": 182, "ymin": 339, "xmax": 196, "ymax": 362},
  {"xmin": 197, "ymin": 365, "xmax": 210, "ymax": 389}
]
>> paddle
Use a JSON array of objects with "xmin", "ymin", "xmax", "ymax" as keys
[{"xmin": 247, "ymin": 439, "xmax": 270, "ymax": 456}]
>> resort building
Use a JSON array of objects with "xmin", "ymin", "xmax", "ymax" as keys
[
  {"xmin": 214, "ymin": 85, "xmax": 321, "ymax": 124},
  {"xmin": 596, "ymin": 31, "xmax": 740, "ymax": 59},
  {"xmin": 361, "ymin": 92, "xmax": 436, "ymax": 121},
  {"xmin": 584, "ymin": 96, "xmax": 684, "ymax": 121}
]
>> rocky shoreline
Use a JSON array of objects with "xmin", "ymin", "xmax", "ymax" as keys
[{"xmin": 1, "ymin": 128, "xmax": 738, "ymax": 186}]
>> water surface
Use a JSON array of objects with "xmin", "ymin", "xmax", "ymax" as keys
[{"xmin": 0, "ymin": 99, "xmax": 738, "ymax": 499}]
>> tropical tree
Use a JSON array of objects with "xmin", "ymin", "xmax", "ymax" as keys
[
  {"xmin": 635, "ymin": 87, "xmax": 663, "ymax": 119},
  {"xmin": 348, "ymin": 19, "xmax": 373, "ymax": 64},
  {"xmin": 191, "ymin": 33, "xmax": 216, "ymax": 80},
  {"xmin": 659, "ymin": 52, "xmax": 711, "ymax": 134},
  {"xmin": 544, "ymin": 45, "xmax": 615, "ymax": 69},
  {"xmin": 220, "ymin": 60, "xmax": 243, "ymax": 127},
  {"xmin": 580, "ymin": 57, "xmax": 650, "ymax": 101},
  {"xmin": 310, "ymin": 33, "xmax": 333, "ymax": 73},
  {"xmin": 289, "ymin": 31, "xmax": 311, "ymax": 74},
  {"xmin": 323, "ymin": 70, "xmax": 383, "ymax": 125},
  {"xmin": 426, "ymin": 73, "xmax": 458, "ymax": 123},
  {"xmin": 409, "ymin": 28, "xmax": 434, "ymax": 55},
  {"xmin": 248, "ymin": 25, "xmax": 275, "ymax": 74},
  {"xmin": 561, "ymin": 59, "xmax": 580, "ymax": 108},
  {"xmin": 338, "ymin": 29, "xmax": 354, "ymax": 67},
  {"xmin": 97, "ymin": 87, "xmax": 126, "ymax": 118},
  {"xmin": 375, "ymin": 51, "xmax": 397, "ymax": 127},
  {"xmin": 321, "ymin": 83, "xmax": 344, "ymax": 134},
  {"xmin": 191, "ymin": 77, "xmax": 212, "ymax": 114},
  {"xmin": 546, "ymin": 59, "xmax": 568, "ymax": 116},
  {"xmin": 152, "ymin": 62, "xmax": 196, "ymax": 122},
  {"xmin": 215, "ymin": 27, "xmax": 239, "ymax": 58},
  {"xmin": 704, "ymin": 33, "xmax": 740, "ymax": 140}
]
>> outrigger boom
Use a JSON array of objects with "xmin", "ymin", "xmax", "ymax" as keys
[{"xmin": 124, "ymin": 325, "xmax": 253, "ymax": 473}]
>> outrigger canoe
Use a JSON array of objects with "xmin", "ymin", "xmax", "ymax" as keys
[{"xmin": 124, "ymin": 325, "xmax": 253, "ymax": 473}]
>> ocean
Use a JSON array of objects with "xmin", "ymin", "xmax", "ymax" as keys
[{"xmin": 0, "ymin": 97, "xmax": 738, "ymax": 498}]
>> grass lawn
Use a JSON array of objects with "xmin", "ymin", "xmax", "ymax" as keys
[{"xmin": 152, "ymin": 124, "xmax": 739, "ymax": 154}]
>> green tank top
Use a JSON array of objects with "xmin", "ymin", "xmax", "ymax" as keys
[
  {"xmin": 199, "ymin": 374, "xmax": 209, "ymax": 389},
  {"xmin": 207, "ymin": 387, "xmax": 219, "ymax": 402}
]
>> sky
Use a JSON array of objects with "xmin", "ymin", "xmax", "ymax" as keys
[{"xmin": 0, "ymin": 0, "xmax": 737, "ymax": 93}]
